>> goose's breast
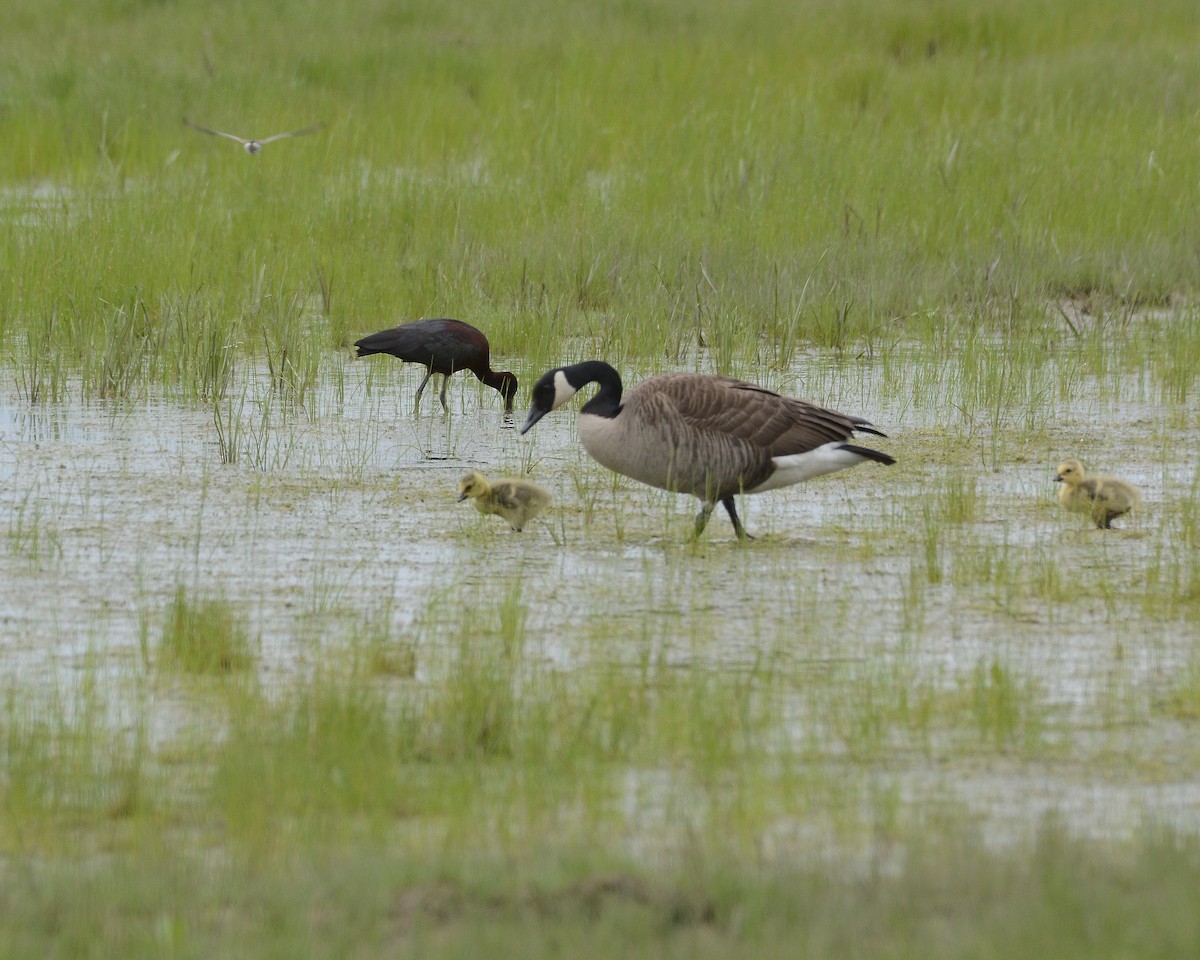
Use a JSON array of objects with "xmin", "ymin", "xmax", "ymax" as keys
[
  {"xmin": 577, "ymin": 413, "xmax": 700, "ymax": 493},
  {"xmin": 578, "ymin": 412, "xmax": 755, "ymax": 496}
]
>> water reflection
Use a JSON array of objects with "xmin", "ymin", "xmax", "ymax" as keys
[{"xmin": 0, "ymin": 397, "xmax": 80, "ymax": 443}]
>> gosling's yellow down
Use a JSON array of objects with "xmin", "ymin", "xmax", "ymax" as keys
[
  {"xmin": 1054, "ymin": 459, "xmax": 1141, "ymax": 529},
  {"xmin": 457, "ymin": 471, "xmax": 552, "ymax": 532}
]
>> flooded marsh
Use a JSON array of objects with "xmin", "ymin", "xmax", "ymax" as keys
[
  {"xmin": 5, "ymin": 0, "xmax": 1200, "ymax": 952},
  {"xmin": 2, "ymin": 330, "xmax": 1197, "ymax": 861}
]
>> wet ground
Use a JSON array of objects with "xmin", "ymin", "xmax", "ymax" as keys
[{"xmin": 1, "ymin": 347, "xmax": 1198, "ymax": 849}]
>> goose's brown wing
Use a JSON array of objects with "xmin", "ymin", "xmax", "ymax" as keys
[
  {"xmin": 619, "ymin": 375, "xmax": 871, "ymax": 495},
  {"xmin": 642, "ymin": 375, "xmax": 869, "ymax": 456}
]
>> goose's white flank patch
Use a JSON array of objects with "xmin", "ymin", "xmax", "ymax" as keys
[{"xmin": 749, "ymin": 442, "xmax": 873, "ymax": 492}]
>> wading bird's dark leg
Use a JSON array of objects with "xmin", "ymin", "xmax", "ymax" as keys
[
  {"xmin": 438, "ymin": 374, "xmax": 451, "ymax": 413},
  {"xmin": 694, "ymin": 500, "xmax": 716, "ymax": 537},
  {"xmin": 413, "ymin": 368, "xmax": 434, "ymax": 409},
  {"xmin": 722, "ymin": 496, "xmax": 754, "ymax": 541}
]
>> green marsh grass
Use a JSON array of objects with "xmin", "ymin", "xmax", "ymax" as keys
[
  {"xmin": 158, "ymin": 584, "xmax": 254, "ymax": 674},
  {"xmin": 1155, "ymin": 659, "xmax": 1200, "ymax": 721},
  {"xmin": 346, "ymin": 605, "xmax": 417, "ymax": 679},
  {"xmin": 7, "ymin": 0, "xmax": 1200, "ymax": 389},
  {"xmin": 212, "ymin": 387, "xmax": 300, "ymax": 469},
  {"xmin": 1, "ymin": 678, "xmax": 149, "ymax": 834},
  {"xmin": 2, "ymin": 517, "xmax": 1199, "ymax": 953},
  {"xmin": 5, "ymin": 0, "xmax": 1200, "ymax": 953},
  {"xmin": 968, "ymin": 658, "xmax": 1047, "ymax": 752},
  {"xmin": 5, "ymin": 488, "xmax": 63, "ymax": 566},
  {"xmin": 212, "ymin": 390, "xmax": 248, "ymax": 465}
]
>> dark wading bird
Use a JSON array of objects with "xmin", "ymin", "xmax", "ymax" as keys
[
  {"xmin": 183, "ymin": 117, "xmax": 326, "ymax": 155},
  {"xmin": 520, "ymin": 361, "xmax": 896, "ymax": 540},
  {"xmin": 354, "ymin": 318, "xmax": 518, "ymax": 413}
]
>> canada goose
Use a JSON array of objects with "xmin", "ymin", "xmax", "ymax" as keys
[
  {"xmin": 183, "ymin": 117, "xmax": 326, "ymax": 155},
  {"xmin": 354, "ymin": 319, "xmax": 518, "ymax": 413},
  {"xmin": 1054, "ymin": 459, "xmax": 1141, "ymax": 529},
  {"xmin": 520, "ymin": 361, "xmax": 896, "ymax": 539},
  {"xmin": 457, "ymin": 471, "xmax": 552, "ymax": 532}
]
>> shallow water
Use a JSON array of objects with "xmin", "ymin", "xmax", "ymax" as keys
[{"xmin": 1, "ymin": 347, "xmax": 1198, "ymax": 851}]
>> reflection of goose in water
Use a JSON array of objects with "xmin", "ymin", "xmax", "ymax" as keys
[
  {"xmin": 520, "ymin": 360, "xmax": 895, "ymax": 540},
  {"xmin": 1054, "ymin": 459, "xmax": 1141, "ymax": 529},
  {"xmin": 457, "ymin": 471, "xmax": 552, "ymax": 532},
  {"xmin": 183, "ymin": 118, "xmax": 326, "ymax": 155}
]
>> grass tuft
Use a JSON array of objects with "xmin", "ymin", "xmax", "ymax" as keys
[{"xmin": 158, "ymin": 584, "xmax": 254, "ymax": 674}]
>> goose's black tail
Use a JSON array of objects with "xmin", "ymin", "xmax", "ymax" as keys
[{"xmin": 841, "ymin": 443, "xmax": 896, "ymax": 466}]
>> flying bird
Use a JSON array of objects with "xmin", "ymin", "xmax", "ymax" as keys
[{"xmin": 183, "ymin": 118, "xmax": 326, "ymax": 155}]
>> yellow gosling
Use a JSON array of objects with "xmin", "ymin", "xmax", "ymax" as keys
[
  {"xmin": 457, "ymin": 471, "xmax": 552, "ymax": 532},
  {"xmin": 1054, "ymin": 459, "xmax": 1141, "ymax": 529}
]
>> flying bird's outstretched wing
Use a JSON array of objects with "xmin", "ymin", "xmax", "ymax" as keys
[
  {"xmin": 257, "ymin": 123, "xmax": 326, "ymax": 145},
  {"xmin": 183, "ymin": 118, "xmax": 249, "ymax": 145}
]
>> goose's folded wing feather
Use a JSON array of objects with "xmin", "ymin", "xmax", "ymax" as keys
[{"xmin": 645, "ymin": 376, "xmax": 867, "ymax": 456}]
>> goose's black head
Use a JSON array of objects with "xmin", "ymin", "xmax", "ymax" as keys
[
  {"xmin": 520, "ymin": 367, "xmax": 578, "ymax": 434},
  {"xmin": 519, "ymin": 361, "xmax": 623, "ymax": 434}
]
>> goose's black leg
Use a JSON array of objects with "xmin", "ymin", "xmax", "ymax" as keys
[
  {"xmin": 722, "ymin": 495, "xmax": 754, "ymax": 541},
  {"xmin": 694, "ymin": 500, "xmax": 716, "ymax": 537}
]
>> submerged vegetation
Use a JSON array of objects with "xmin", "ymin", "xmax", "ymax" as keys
[{"xmin": 2, "ymin": 0, "xmax": 1200, "ymax": 954}]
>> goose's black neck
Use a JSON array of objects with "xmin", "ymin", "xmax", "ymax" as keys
[{"xmin": 568, "ymin": 361, "xmax": 624, "ymax": 419}]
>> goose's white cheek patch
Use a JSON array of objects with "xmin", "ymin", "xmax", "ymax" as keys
[{"xmin": 552, "ymin": 370, "xmax": 579, "ymax": 410}]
